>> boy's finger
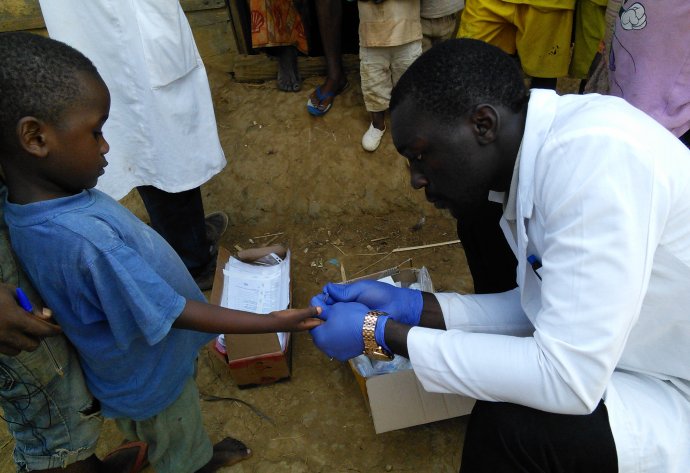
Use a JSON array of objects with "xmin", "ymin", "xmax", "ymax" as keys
[{"xmin": 302, "ymin": 318, "xmax": 323, "ymax": 330}]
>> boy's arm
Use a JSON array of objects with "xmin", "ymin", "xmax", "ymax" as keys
[{"xmin": 172, "ymin": 299, "xmax": 322, "ymax": 334}]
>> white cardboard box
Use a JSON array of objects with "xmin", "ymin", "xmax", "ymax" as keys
[
  {"xmin": 346, "ymin": 266, "xmax": 476, "ymax": 433},
  {"xmin": 208, "ymin": 245, "xmax": 292, "ymax": 387}
]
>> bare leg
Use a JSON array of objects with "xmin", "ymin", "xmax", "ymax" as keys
[
  {"xmin": 308, "ymin": 0, "xmax": 348, "ymax": 113},
  {"xmin": 276, "ymin": 46, "xmax": 301, "ymax": 92},
  {"xmin": 195, "ymin": 437, "xmax": 252, "ymax": 473},
  {"xmin": 371, "ymin": 110, "xmax": 386, "ymax": 131}
]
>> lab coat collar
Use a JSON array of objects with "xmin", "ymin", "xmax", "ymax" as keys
[{"xmin": 517, "ymin": 89, "xmax": 559, "ymax": 219}]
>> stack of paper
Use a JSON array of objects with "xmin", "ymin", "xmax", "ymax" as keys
[{"xmin": 220, "ymin": 250, "xmax": 290, "ymax": 350}]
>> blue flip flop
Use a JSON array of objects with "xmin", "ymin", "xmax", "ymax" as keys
[{"xmin": 306, "ymin": 82, "xmax": 349, "ymax": 117}]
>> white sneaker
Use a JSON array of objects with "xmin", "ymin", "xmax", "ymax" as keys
[{"xmin": 362, "ymin": 123, "xmax": 386, "ymax": 152}]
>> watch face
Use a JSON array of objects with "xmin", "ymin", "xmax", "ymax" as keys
[
  {"xmin": 368, "ymin": 352, "xmax": 393, "ymax": 361},
  {"xmin": 367, "ymin": 348, "xmax": 394, "ymax": 361}
]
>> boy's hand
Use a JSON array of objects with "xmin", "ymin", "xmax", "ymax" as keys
[
  {"xmin": 269, "ymin": 306, "xmax": 323, "ymax": 331},
  {"xmin": 0, "ymin": 283, "xmax": 61, "ymax": 356}
]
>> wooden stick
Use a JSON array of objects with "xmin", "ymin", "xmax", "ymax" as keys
[
  {"xmin": 264, "ymin": 234, "xmax": 280, "ymax": 246},
  {"xmin": 351, "ymin": 252, "xmax": 394, "ymax": 277},
  {"xmin": 370, "ymin": 236, "xmax": 390, "ymax": 242},
  {"xmin": 340, "ymin": 263, "xmax": 347, "ymax": 282},
  {"xmin": 252, "ymin": 231, "xmax": 285, "ymax": 240},
  {"xmin": 331, "ymin": 243, "xmax": 347, "ymax": 256},
  {"xmin": 392, "ymin": 239, "xmax": 461, "ymax": 253}
]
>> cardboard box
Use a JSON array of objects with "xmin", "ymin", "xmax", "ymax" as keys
[
  {"xmin": 208, "ymin": 246, "xmax": 292, "ymax": 387},
  {"xmin": 346, "ymin": 266, "xmax": 476, "ymax": 433}
]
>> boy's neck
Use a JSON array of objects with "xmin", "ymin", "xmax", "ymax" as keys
[{"xmin": 2, "ymin": 165, "xmax": 84, "ymax": 205}]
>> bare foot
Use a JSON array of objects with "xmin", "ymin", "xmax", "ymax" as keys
[
  {"xmin": 195, "ymin": 437, "xmax": 252, "ymax": 473},
  {"xmin": 277, "ymin": 46, "xmax": 301, "ymax": 92}
]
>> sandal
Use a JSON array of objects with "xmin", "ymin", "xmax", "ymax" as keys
[
  {"xmin": 306, "ymin": 82, "xmax": 349, "ymax": 117},
  {"xmin": 103, "ymin": 440, "xmax": 149, "ymax": 473}
]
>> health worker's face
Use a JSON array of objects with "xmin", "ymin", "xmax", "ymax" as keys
[{"xmin": 391, "ymin": 99, "xmax": 502, "ymax": 219}]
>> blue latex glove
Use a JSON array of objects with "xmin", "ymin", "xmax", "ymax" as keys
[
  {"xmin": 374, "ymin": 314, "xmax": 392, "ymax": 354},
  {"xmin": 321, "ymin": 280, "xmax": 423, "ymax": 326},
  {"xmin": 309, "ymin": 298, "xmax": 369, "ymax": 361}
]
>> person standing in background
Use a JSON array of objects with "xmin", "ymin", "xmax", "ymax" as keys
[
  {"xmin": 420, "ymin": 0, "xmax": 463, "ymax": 51},
  {"xmin": 608, "ymin": 0, "xmax": 690, "ymax": 148},
  {"xmin": 458, "ymin": 0, "xmax": 575, "ymax": 90},
  {"xmin": 37, "ymin": 0, "xmax": 229, "ymax": 291},
  {"xmin": 357, "ymin": 0, "xmax": 423, "ymax": 152}
]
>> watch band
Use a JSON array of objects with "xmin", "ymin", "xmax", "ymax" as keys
[{"xmin": 362, "ymin": 310, "xmax": 393, "ymax": 360}]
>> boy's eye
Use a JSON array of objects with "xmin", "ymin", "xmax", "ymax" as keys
[{"xmin": 93, "ymin": 131, "xmax": 103, "ymax": 139}]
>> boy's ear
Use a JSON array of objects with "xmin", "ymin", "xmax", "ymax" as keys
[
  {"xmin": 16, "ymin": 117, "xmax": 49, "ymax": 158},
  {"xmin": 470, "ymin": 104, "xmax": 500, "ymax": 145}
]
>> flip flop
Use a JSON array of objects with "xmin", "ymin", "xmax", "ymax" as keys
[
  {"xmin": 306, "ymin": 82, "xmax": 349, "ymax": 117},
  {"xmin": 103, "ymin": 440, "xmax": 149, "ymax": 473},
  {"xmin": 218, "ymin": 437, "xmax": 252, "ymax": 468}
]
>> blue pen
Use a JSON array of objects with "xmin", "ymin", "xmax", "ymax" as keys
[
  {"xmin": 527, "ymin": 255, "xmax": 542, "ymax": 281},
  {"xmin": 16, "ymin": 288, "xmax": 64, "ymax": 376}
]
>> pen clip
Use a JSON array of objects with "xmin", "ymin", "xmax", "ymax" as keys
[{"xmin": 527, "ymin": 255, "xmax": 542, "ymax": 281}]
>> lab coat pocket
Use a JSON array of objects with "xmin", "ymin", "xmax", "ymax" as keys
[{"xmin": 135, "ymin": 2, "xmax": 200, "ymax": 88}]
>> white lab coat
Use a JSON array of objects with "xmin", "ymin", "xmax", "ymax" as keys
[
  {"xmin": 38, "ymin": 0, "xmax": 226, "ymax": 200},
  {"xmin": 408, "ymin": 90, "xmax": 690, "ymax": 472}
]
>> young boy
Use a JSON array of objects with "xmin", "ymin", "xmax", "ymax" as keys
[
  {"xmin": 0, "ymin": 32, "xmax": 321, "ymax": 473},
  {"xmin": 357, "ymin": 0, "xmax": 423, "ymax": 152}
]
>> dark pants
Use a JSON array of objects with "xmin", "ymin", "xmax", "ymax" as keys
[
  {"xmin": 136, "ymin": 185, "xmax": 210, "ymax": 275},
  {"xmin": 460, "ymin": 400, "xmax": 618, "ymax": 473},
  {"xmin": 456, "ymin": 200, "xmax": 518, "ymax": 294},
  {"xmin": 680, "ymin": 129, "xmax": 689, "ymax": 149}
]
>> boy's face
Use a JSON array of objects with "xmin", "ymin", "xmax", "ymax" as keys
[{"xmin": 41, "ymin": 73, "xmax": 110, "ymax": 195}]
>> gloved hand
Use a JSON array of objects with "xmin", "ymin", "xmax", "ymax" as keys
[
  {"xmin": 320, "ymin": 280, "xmax": 423, "ymax": 326},
  {"xmin": 308, "ymin": 297, "xmax": 369, "ymax": 361}
]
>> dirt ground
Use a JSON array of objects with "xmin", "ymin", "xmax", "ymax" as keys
[{"xmin": 0, "ymin": 66, "xmax": 479, "ymax": 472}]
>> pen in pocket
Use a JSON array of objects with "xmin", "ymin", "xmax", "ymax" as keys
[
  {"xmin": 15, "ymin": 287, "xmax": 64, "ymax": 376},
  {"xmin": 527, "ymin": 255, "xmax": 542, "ymax": 281}
]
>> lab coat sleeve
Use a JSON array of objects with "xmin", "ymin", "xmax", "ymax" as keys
[
  {"xmin": 433, "ymin": 289, "xmax": 533, "ymax": 336},
  {"xmin": 409, "ymin": 127, "xmax": 665, "ymax": 414}
]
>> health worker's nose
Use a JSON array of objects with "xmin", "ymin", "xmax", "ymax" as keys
[{"xmin": 409, "ymin": 166, "xmax": 428, "ymax": 190}]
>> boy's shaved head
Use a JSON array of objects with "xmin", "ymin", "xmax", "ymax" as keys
[
  {"xmin": 0, "ymin": 32, "xmax": 99, "ymax": 150},
  {"xmin": 391, "ymin": 38, "xmax": 528, "ymax": 122}
]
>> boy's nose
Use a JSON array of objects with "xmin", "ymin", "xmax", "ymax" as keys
[{"xmin": 101, "ymin": 137, "xmax": 110, "ymax": 155}]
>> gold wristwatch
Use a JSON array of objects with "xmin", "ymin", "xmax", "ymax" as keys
[{"xmin": 362, "ymin": 310, "xmax": 394, "ymax": 361}]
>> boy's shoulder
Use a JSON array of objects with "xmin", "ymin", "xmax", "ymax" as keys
[{"xmin": 7, "ymin": 189, "xmax": 144, "ymax": 255}]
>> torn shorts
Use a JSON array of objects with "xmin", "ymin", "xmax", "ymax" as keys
[
  {"xmin": 0, "ymin": 335, "xmax": 102, "ymax": 472},
  {"xmin": 114, "ymin": 376, "xmax": 214, "ymax": 473}
]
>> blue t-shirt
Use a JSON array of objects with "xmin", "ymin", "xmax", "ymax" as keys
[{"xmin": 5, "ymin": 189, "xmax": 213, "ymax": 420}]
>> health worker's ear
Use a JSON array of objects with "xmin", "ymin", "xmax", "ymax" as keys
[
  {"xmin": 16, "ymin": 117, "xmax": 49, "ymax": 158},
  {"xmin": 470, "ymin": 104, "xmax": 501, "ymax": 145}
]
